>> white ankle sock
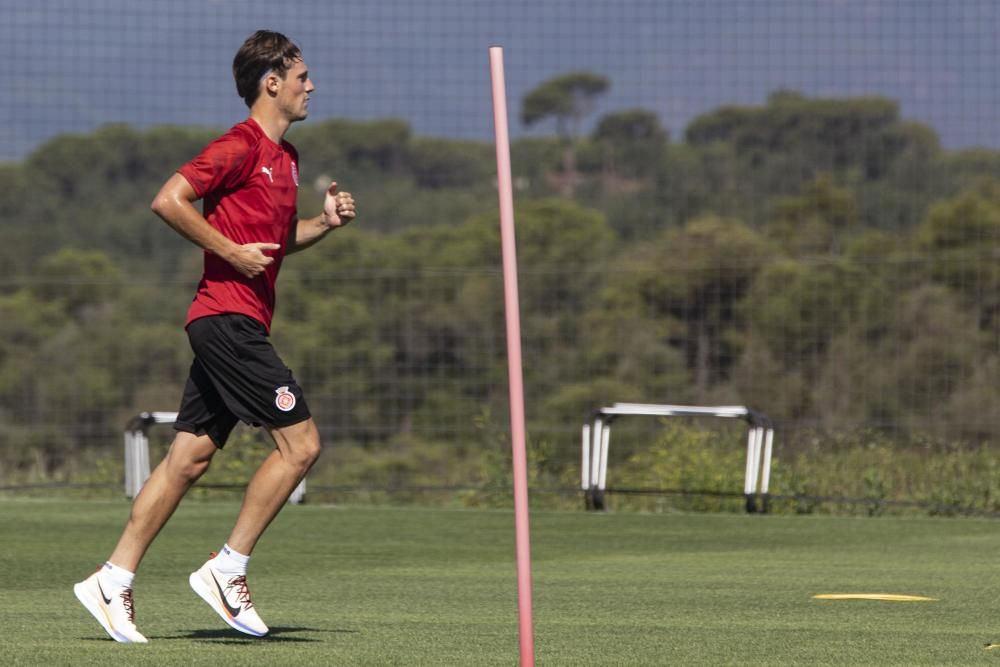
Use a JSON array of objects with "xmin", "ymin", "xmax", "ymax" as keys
[
  {"xmin": 100, "ymin": 561, "xmax": 136, "ymax": 590},
  {"xmin": 212, "ymin": 543, "xmax": 250, "ymax": 577}
]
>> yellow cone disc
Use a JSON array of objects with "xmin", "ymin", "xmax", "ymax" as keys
[{"xmin": 813, "ymin": 593, "xmax": 936, "ymax": 601}]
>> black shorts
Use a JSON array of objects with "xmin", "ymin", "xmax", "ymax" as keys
[{"xmin": 174, "ymin": 314, "xmax": 311, "ymax": 447}]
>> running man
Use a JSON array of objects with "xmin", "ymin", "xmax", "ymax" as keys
[{"xmin": 74, "ymin": 30, "xmax": 356, "ymax": 642}]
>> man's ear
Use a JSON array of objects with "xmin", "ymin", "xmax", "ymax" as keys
[{"xmin": 264, "ymin": 72, "xmax": 281, "ymax": 97}]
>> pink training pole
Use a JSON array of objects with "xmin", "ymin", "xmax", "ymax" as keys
[{"xmin": 489, "ymin": 46, "xmax": 536, "ymax": 667}]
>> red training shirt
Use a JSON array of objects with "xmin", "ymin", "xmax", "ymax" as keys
[{"xmin": 177, "ymin": 118, "xmax": 300, "ymax": 332}]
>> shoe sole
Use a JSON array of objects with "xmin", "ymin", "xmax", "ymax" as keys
[
  {"xmin": 188, "ymin": 571, "xmax": 268, "ymax": 637},
  {"xmin": 73, "ymin": 582, "xmax": 139, "ymax": 643}
]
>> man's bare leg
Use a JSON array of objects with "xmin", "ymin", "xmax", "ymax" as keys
[
  {"xmin": 108, "ymin": 432, "xmax": 218, "ymax": 572},
  {"xmin": 226, "ymin": 418, "xmax": 321, "ymax": 555},
  {"xmin": 75, "ymin": 431, "xmax": 217, "ymax": 643},
  {"xmin": 188, "ymin": 418, "xmax": 320, "ymax": 637}
]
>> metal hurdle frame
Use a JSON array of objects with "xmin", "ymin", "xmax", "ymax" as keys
[
  {"xmin": 124, "ymin": 411, "xmax": 306, "ymax": 504},
  {"xmin": 581, "ymin": 403, "xmax": 774, "ymax": 513}
]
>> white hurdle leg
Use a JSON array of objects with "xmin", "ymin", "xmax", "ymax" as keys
[
  {"xmin": 138, "ymin": 431, "xmax": 151, "ymax": 492},
  {"xmin": 597, "ymin": 423, "xmax": 611, "ymax": 491},
  {"xmin": 760, "ymin": 428, "xmax": 774, "ymax": 500},
  {"xmin": 124, "ymin": 431, "xmax": 135, "ymax": 498},
  {"xmin": 744, "ymin": 427, "xmax": 765, "ymax": 512},
  {"xmin": 135, "ymin": 430, "xmax": 151, "ymax": 496},
  {"xmin": 124, "ymin": 428, "xmax": 151, "ymax": 499},
  {"xmin": 743, "ymin": 428, "xmax": 757, "ymax": 497},
  {"xmin": 289, "ymin": 479, "xmax": 307, "ymax": 504},
  {"xmin": 590, "ymin": 418, "xmax": 604, "ymax": 490},
  {"xmin": 581, "ymin": 424, "xmax": 591, "ymax": 491},
  {"xmin": 752, "ymin": 427, "xmax": 764, "ymax": 495}
]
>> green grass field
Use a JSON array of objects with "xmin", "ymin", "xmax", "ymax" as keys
[{"xmin": 3, "ymin": 498, "xmax": 1000, "ymax": 665}]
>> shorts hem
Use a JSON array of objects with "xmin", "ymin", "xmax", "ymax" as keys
[
  {"xmin": 173, "ymin": 420, "xmax": 226, "ymax": 449},
  {"xmin": 265, "ymin": 412, "xmax": 312, "ymax": 431},
  {"xmin": 173, "ymin": 420, "xmax": 201, "ymax": 435}
]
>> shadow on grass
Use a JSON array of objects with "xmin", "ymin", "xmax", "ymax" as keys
[{"xmin": 159, "ymin": 626, "xmax": 359, "ymax": 643}]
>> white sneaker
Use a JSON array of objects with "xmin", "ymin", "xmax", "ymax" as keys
[
  {"xmin": 189, "ymin": 557, "xmax": 269, "ymax": 637},
  {"xmin": 73, "ymin": 570, "xmax": 149, "ymax": 643}
]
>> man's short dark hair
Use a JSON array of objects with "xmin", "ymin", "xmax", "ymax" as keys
[{"xmin": 233, "ymin": 30, "xmax": 302, "ymax": 108}]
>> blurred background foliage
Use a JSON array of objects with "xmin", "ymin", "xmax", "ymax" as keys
[{"xmin": 0, "ymin": 87, "xmax": 997, "ymax": 514}]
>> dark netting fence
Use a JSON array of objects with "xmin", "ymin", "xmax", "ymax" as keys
[{"xmin": 1, "ymin": 1, "xmax": 997, "ymax": 509}]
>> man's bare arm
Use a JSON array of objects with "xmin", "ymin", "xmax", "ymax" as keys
[
  {"xmin": 150, "ymin": 173, "xmax": 279, "ymax": 278},
  {"xmin": 287, "ymin": 181, "xmax": 356, "ymax": 255}
]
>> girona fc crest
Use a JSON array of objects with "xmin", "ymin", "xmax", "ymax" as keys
[
  {"xmin": 275, "ymin": 386, "xmax": 296, "ymax": 412},
  {"xmin": 290, "ymin": 161, "xmax": 299, "ymax": 187}
]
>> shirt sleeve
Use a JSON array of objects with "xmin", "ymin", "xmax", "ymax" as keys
[{"xmin": 177, "ymin": 127, "xmax": 256, "ymax": 198}]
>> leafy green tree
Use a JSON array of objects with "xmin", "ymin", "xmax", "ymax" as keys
[
  {"xmin": 814, "ymin": 285, "xmax": 986, "ymax": 437},
  {"xmin": 0, "ymin": 164, "xmax": 48, "ymax": 274},
  {"xmin": 510, "ymin": 137, "xmax": 564, "ymax": 197},
  {"xmin": 608, "ymin": 216, "xmax": 767, "ymax": 399},
  {"xmin": 407, "ymin": 137, "xmax": 493, "ymax": 190},
  {"xmin": 853, "ymin": 120, "xmax": 940, "ymax": 230},
  {"xmin": 740, "ymin": 257, "xmax": 871, "ymax": 375},
  {"xmin": 457, "ymin": 199, "xmax": 618, "ymax": 393},
  {"xmin": 684, "ymin": 91, "xmax": 941, "ymax": 226},
  {"xmin": 592, "ymin": 108, "xmax": 668, "ymax": 181},
  {"xmin": 0, "ymin": 291, "xmax": 68, "ymax": 399},
  {"xmin": 916, "ymin": 179, "xmax": 1000, "ymax": 328},
  {"xmin": 765, "ymin": 175, "xmax": 859, "ymax": 256},
  {"xmin": 33, "ymin": 248, "xmax": 123, "ymax": 317},
  {"xmin": 932, "ymin": 150, "xmax": 1000, "ymax": 198},
  {"xmin": 686, "ymin": 91, "xmax": 903, "ymax": 176},
  {"xmin": 521, "ymin": 71, "xmax": 610, "ymax": 196},
  {"xmin": 290, "ymin": 117, "xmax": 411, "ymax": 178},
  {"xmin": 653, "ymin": 141, "xmax": 745, "ymax": 225}
]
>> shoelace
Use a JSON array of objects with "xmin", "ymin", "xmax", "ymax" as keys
[
  {"xmin": 227, "ymin": 575, "xmax": 254, "ymax": 609},
  {"xmin": 206, "ymin": 552, "xmax": 255, "ymax": 610},
  {"xmin": 120, "ymin": 589, "xmax": 136, "ymax": 623}
]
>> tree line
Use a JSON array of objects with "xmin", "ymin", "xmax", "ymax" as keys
[{"xmin": 0, "ymin": 82, "xmax": 997, "ymax": 486}]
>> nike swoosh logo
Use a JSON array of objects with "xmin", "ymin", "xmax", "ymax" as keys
[
  {"xmin": 210, "ymin": 571, "xmax": 242, "ymax": 618},
  {"xmin": 97, "ymin": 579, "xmax": 112, "ymax": 605}
]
